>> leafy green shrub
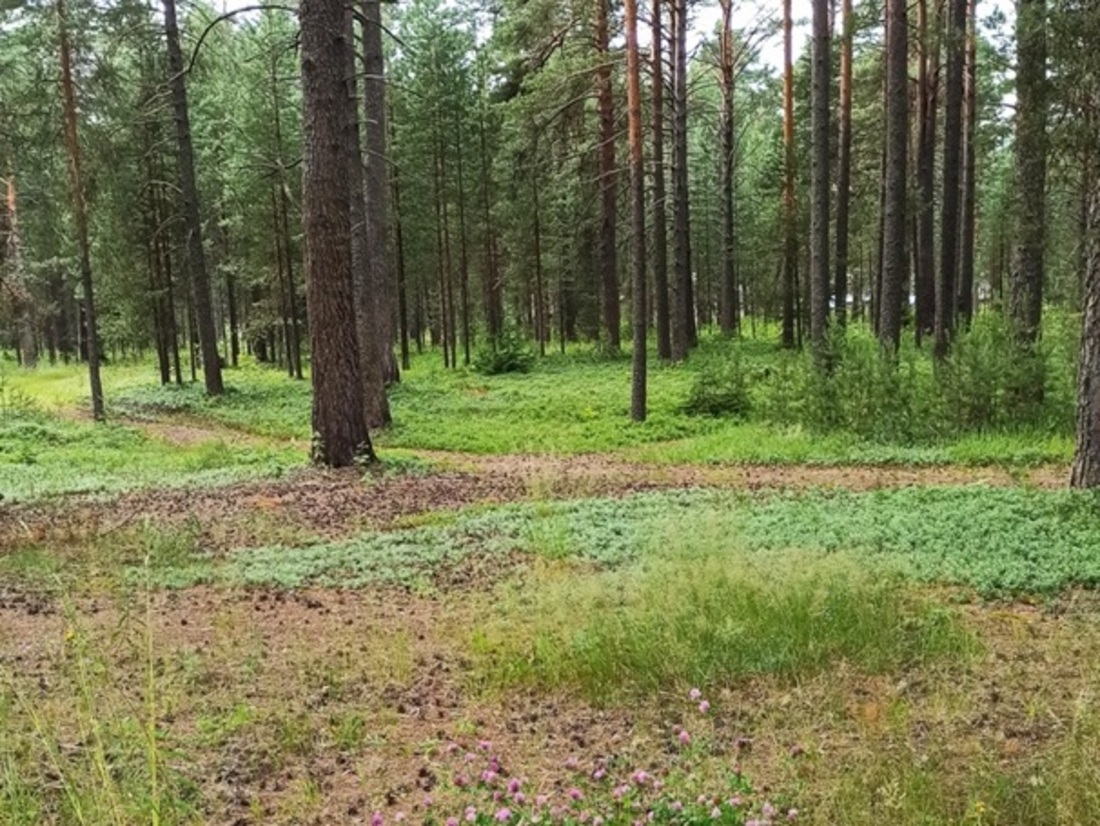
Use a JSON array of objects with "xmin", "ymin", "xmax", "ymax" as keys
[
  {"xmin": 473, "ymin": 331, "xmax": 534, "ymax": 375},
  {"xmin": 681, "ymin": 352, "xmax": 751, "ymax": 418}
]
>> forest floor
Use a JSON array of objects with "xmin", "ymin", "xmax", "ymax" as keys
[{"xmin": 2, "ymin": 357, "xmax": 1099, "ymax": 825}]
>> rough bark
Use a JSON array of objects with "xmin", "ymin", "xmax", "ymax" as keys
[
  {"xmin": 346, "ymin": 10, "xmax": 391, "ymax": 429},
  {"xmin": 595, "ymin": 0, "xmax": 620, "ymax": 351},
  {"xmin": 362, "ymin": 0, "xmax": 399, "ymax": 384},
  {"xmin": 915, "ymin": 0, "xmax": 937, "ymax": 346},
  {"xmin": 625, "ymin": 0, "xmax": 646, "ymax": 421},
  {"xmin": 718, "ymin": 0, "xmax": 738, "ymax": 338},
  {"xmin": 670, "ymin": 0, "xmax": 694, "ymax": 356},
  {"xmin": 300, "ymin": 0, "xmax": 372, "ymax": 467},
  {"xmin": 937, "ymin": 0, "xmax": 967, "ymax": 357},
  {"xmin": 879, "ymin": 0, "xmax": 909, "ymax": 352},
  {"xmin": 1071, "ymin": 178, "xmax": 1100, "ymax": 487},
  {"xmin": 810, "ymin": 0, "xmax": 831, "ymax": 359},
  {"xmin": 1009, "ymin": 0, "xmax": 1048, "ymax": 345},
  {"xmin": 58, "ymin": 0, "xmax": 104, "ymax": 420},
  {"xmin": 163, "ymin": 0, "xmax": 223, "ymax": 395},
  {"xmin": 651, "ymin": 0, "xmax": 671, "ymax": 359}
]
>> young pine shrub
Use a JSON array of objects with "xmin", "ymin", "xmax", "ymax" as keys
[
  {"xmin": 681, "ymin": 351, "xmax": 751, "ymax": 419},
  {"xmin": 473, "ymin": 330, "xmax": 534, "ymax": 376}
]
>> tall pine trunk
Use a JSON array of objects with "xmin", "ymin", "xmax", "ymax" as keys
[
  {"xmin": 958, "ymin": 0, "xmax": 978, "ymax": 324},
  {"xmin": 1071, "ymin": 177, "xmax": 1100, "ymax": 487},
  {"xmin": 835, "ymin": 0, "xmax": 854, "ymax": 329},
  {"xmin": 809, "ymin": 0, "xmax": 831, "ymax": 359},
  {"xmin": 781, "ymin": 0, "xmax": 797, "ymax": 349},
  {"xmin": 718, "ymin": 0, "xmax": 738, "ymax": 338},
  {"xmin": 937, "ymin": 0, "xmax": 967, "ymax": 357},
  {"xmin": 300, "ymin": 0, "xmax": 372, "ymax": 467},
  {"xmin": 879, "ymin": 0, "xmax": 909, "ymax": 351},
  {"xmin": 595, "ymin": 0, "xmax": 620, "ymax": 351},
  {"xmin": 1009, "ymin": 0, "xmax": 1048, "ymax": 346},
  {"xmin": 670, "ymin": 0, "xmax": 694, "ymax": 355},
  {"xmin": 915, "ymin": 0, "xmax": 937, "ymax": 346},
  {"xmin": 651, "ymin": 0, "xmax": 672, "ymax": 358},
  {"xmin": 163, "ymin": 0, "xmax": 223, "ymax": 395},
  {"xmin": 58, "ymin": 0, "xmax": 104, "ymax": 419},
  {"xmin": 625, "ymin": 0, "xmax": 646, "ymax": 421}
]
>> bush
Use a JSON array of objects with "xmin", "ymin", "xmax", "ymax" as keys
[
  {"xmin": 473, "ymin": 331, "xmax": 534, "ymax": 375},
  {"xmin": 681, "ymin": 351, "xmax": 751, "ymax": 418}
]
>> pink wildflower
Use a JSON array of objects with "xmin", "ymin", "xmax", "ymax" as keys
[
  {"xmin": 507, "ymin": 778, "xmax": 522, "ymax": 794},
  {"xmin": 689, "ymin": 688, "xmax": 702, "ymax": 701},
  {"xmin": 568, "ymin": 788, "xmax": 583, "ymax": 801},
  {"xmin": 513, "ymin": 793, "xmax": 526, "ymax": 805},
  {"xmin": 711, "ymin": 806, "xmax": 723, "ymax": 819},
  {"xmin": 763, "ymin": 802, "xmax": 777, "ymax": 818},
  {"xmin": 496, "ymin": 808, "xmax": 512, "ymax": 822},
  {"xmin": 394, "ymin": 814, "xmax": 406, "ymax": 823},
  {"xmin": 371, "ymin": 813, "xmax": 384, "ymax": 826},
  {"xmin": 631, "ymin": 770, "xmax": 650, "ymax": 785},
  {"xmin": 536, "ymin": 795, "xmax": 550, "ymax": 808},
  {"xmin": 671, "ymin": 801, "xmax": 683, "ymax": 812},
  {"xmin": 678, "ymin": 730, "xmax": 692, "ymax": 745},
  {"xmin": 454, "ymin": 774, "xmax": 470, "ymax": 788},
  {"xmin": 465, "ymin": 807, "xmax": 478, "ymax": 824},
  {"xmin": 592, "ymin": 768, "xmax": 607, "ymax": 781},
  {"xmin": 479, "ymin": 740, "xmax": 493, "ymax": 751},
  {"xmin": 564, "ymin": 756, "xmax": 579, "ymax": 770},
  {"xmin": 447, "ymin": 819, "xmax": 459, "ymax": 826},
  {"xmin": 699, "ymin": 700, "xmax": 711, "ymax": 714},
  {"xmin": 787, "ymin": 809, "xmax": 799, "ymax": 821}
]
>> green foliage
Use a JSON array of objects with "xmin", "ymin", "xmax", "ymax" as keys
[
  {"xmin": 473, "ymin": 330, "xmax": 535, "ymax": 375},
  {"xmin": 680, "ymin": 347, "xmax": 751, "ymax": 418},
  {"xmin": 139, "ymin": 485, "xmax": 1100, "ymax": 597},
  {"xmin": 474, "ymin": 546, "xmax": 975, "ymax": 701}
]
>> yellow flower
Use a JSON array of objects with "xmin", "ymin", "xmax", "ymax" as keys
[{"xmin": 64, "ymin": 627, "xmax": 76, "ymax": 643}]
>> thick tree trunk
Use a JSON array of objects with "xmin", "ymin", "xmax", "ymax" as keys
[
  {"xmin": 651, "ymin": 0, "xmax": 671, "ymax": 359},
  {"xmin": 937, "ymin": 0, "xmax": 967, "ymax": 357},
  {"xmin": 625, "ymin": 0, "xmax": 646, "ymax": 421},
  {"xmin": 835, "ymin": 0, "xmax": 854, "ymax": 329},
  {"xmin": 958, "ymin": 0, "xmax": 978, "ymax": 324},
  {"xmin": 915, "ymin": 0, "xmax": 937, "ymax": 346},
  {"xmin": 300, "ymin": 0, "xmax": 372, "ymax": 467},
  {"xmin": 1071, "ymin": 178, "xmax": 1100, "ymax": 487},
  {"xmin": 1009, "ymin": 0, "xmax": 1048, "ymax": 346},
  {"xmin": 163, "ymin": 0, "xmax": 223, "ymax": 395},
  {"xmin": 879, "ymin": 0, "xmax": 909, "ymax": 351},
  {"xmin": 595, "ymin": 0, "xmax": 620, "ymax": 351},
  {"xmin": 809, "ymin": 0, "xmax": 831, "ymax": 359},
  {"xmin": 58, "ymin": 0, "xmax": 104, "ymax": 420},
  {"xmin": 346, "ymin": 10, "xmax": 391, "ymax": 429},
  {"xmin": 390, "ymin": 114, "xmax": 412, "ymax": 370},
  {"xmin": 718, "ymin": 0, "xmax": 738, "ymax": 338}
]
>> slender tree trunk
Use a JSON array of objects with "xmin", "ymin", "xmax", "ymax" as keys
[
  {"xmin": 271, "ymin": 55, "xmax": 302, "ymax": 379},
  {"xmin": 626, "ymin": 0, "xmax": 647, "ymax": 421},
  {"xmin": 835, "ymin": 0, "xmax": 854, "ymax": 329},
  {"xmin": 163, "ymin": 0, "xmax": 223, "ymax": 395},
  {"xmin": 434, "ymin": 142, "xmax": 450, "ymax": 367},
  {"xmin": 362, "ymin": 0, "xmax": 399, "ymax": 385},
  {"xmin": 718, "ymin": 0, "xmax": 739, "ymax": 338},
  {"xmin": 531, "ymin": 153, "xmax": 546, "ymax": 357},
  {"xmin": 596, "ymin": 0, "xmax": 620, "ymax": 351},
  {"xmin": 58, "ymin": 0, "xmax": 104, "ymax": 420},
  {"xmin": 4, "ymin": 176, "xmax": 36, "ymax": 370},
  {"xmin": 477, "ymin": 95, "xmax": 503, "ymax": 342},
  {"xmin": 938, "ymin": 0, "xmax": 967, "ymax": 356},
  {"xmin": 346, "ymin": 10, "xmax": 391, "ymax": 429},
  {"xmin": 880, "ymin": 0, "xmax": 909, "ymax": 351},
  {"xmin": 300, "ymin": 0, "xmax": 372, "ymax": 467},
  {"xmin": 390, "ymin": 122, "xmax": 411, "ymax": 370},
  {"xmin": 1071, "ymin": 177, "xmax": 1100, "ymax": 487},
  {"xmin": 958, "ymin": 0, "xmax": 978, "ymax": 324},
  {"xmin": 671, "ymin": 0, "xmax": 694, "ymax": 355},
  {"xmin": 916, "ymin": 0, "xmax": 938, "ymax": 346},
  {"xmin": 781, "ymin": 0, "xmax": 797, "ymax": 349},
  {"xmin": 810, "ymin": 0, "xmax": 831, "ymax": 360},
  {"xmin": 651, "ymin": 0, "xmax": 672, "ymax": 359},
  {"xmin": 455, "ymin": 115, "xmax": 473, "ymax": 365},
  {"xmin": 1009, "ymin": 0, "xmax": 1047, "ymax": 346}
]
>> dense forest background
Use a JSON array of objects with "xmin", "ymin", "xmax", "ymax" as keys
[{"xmin": 1, "ymin": 0, "xmax": 1098, "ymax": 469}]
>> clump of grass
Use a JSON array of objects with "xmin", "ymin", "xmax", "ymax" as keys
[{"xmin": 473, "ymin": 540, "xmax": 976, "ymax": 702}]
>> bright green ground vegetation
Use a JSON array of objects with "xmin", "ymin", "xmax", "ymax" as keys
[{"xmin": 0, "ymin": 318, "xmax": 1077, "ymax": 501}]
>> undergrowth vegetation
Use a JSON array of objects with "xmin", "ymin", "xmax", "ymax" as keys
[
  {"xmin": 473, "ymin": 548, "xmax": 976, "ymax": 701},
  {"xmin": 81, "ymin": 486, "xmax": 1100, "ymax": 596}
]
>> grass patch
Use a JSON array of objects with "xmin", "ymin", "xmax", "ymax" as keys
[{"xmin": 472, "ymin": 546, "xmax": 976, "ymax": 702}]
